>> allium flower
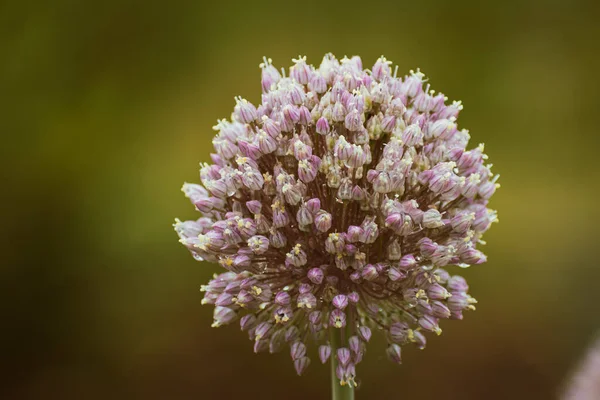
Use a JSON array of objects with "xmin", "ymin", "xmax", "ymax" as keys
[{"xmin": 175, "ymin": 54, "xmax": 499, "ymax": 389}]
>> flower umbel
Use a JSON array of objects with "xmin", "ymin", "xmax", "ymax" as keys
[{"xmin": 175, "ymin": 54, "xmax": 499, "ymax": 385}]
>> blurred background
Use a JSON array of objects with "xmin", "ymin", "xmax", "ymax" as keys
[{"xmin": 2, "ymin": 0, "xmax": 600, "ymax": 398}]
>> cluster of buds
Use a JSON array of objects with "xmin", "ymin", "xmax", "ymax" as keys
[{"xmin": 175, "ymin": 54, "xmax": 499, "ymax": 385}]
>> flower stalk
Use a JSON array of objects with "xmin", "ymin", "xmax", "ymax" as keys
[{"xmin": 330, "ymin": 327, "xmax": 355, "ymax": 400}]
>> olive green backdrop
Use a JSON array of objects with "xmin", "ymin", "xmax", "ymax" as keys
[{"xmin": 2, "ymin": 0, "xmax": 600, "ymax": 399}]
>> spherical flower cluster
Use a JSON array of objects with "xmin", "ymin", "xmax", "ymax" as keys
[{"xmin": 175, "ymin": 54, "xmax": 499, "ymax": 385}]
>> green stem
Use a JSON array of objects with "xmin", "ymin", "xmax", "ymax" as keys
[{"xmin": 330, "ymin": 328, "xmax": 355, "ymax": 400}]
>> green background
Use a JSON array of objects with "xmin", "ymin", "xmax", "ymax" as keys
[{"xmin": 2, "ymin": 0, "xmax": 600, "ymax": 398}]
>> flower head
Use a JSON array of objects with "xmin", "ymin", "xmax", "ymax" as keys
[{"xmin": 175, "ymin": 54, "xmax": 499, "ymax": 384}]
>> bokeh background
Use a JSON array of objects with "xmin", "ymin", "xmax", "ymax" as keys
[{"xmin": 2, "ymin": 0, "xmax": 600, "ymax": 398}]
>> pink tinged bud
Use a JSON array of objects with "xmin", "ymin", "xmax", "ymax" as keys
[
  {"xmin": 381, "ymin": 115, "xmax": 396, "ymax": 133},
  {"xmin": 233, "ymin": 97, "xmax": 258, "ymax": 124},
  {"xmin": 286, "ymin": 245, "xmax": 307, "ymax": 267},
  {"xmin": 233, "ymin": 254, "xmax": 251, "ymax": 268},
  {"xmin": 286, "ymin": 83, "xmax": 306, "ymax": 105},
  {"xmin": 451, "ymin": 211, "xmax": 475, "ymax": 233},
  {"xmin": 306, "ymin": 198, "xmax": 321, "ymax": 214},
  {"xmin": 316, "ymin": 116, "xmax": 330, "ymax": 135},
  {"xmin": 448, "ymin": 275, "xmax": 469, "ymax": 292},
  {"xmin": 195, "ymin": 231, "xmax": 225, "ymax": 253},
  {"xmin": 308, "ymin": 73, "xmax": 327, "ymax": 93},
  {"xmin": 372, "ymin": 56, "xmax": 391, "ymax": 81},
  {"xmin": 346, "ymin": 226, "xmax": 363, "ymax": 243},
  {"xmin": 215, "ymin": 292, "xmax": 235, "ymax": 307},
  {"xmin": 290, "ymin": 341, "xmax": 307, "ymax": 360},
  {"xmin": 238, "ymin": 140, "xmax": 262, "ymax": 160},
  {"xmin": 390, "ymin": 322, "xmax": 411, "ymax": 343},
  {"xmin": 206, "ymin": 179, "xmax": 227, "ymax": 198},
  {"xmin": 236, "ymin": 290, "xmax": 254, "ymax": 306},
  {"xmin": 247, "ymin": 235, "xmax": 269, "ymax": 254},
  {"xmin": 298, "ymin": 106, "xmax": 311, "ymax": 125},
  {"xmin": 414, "ymin": 92, "xmax": 433, "ymax": 112},
  {"xmin": 292, "ymin": 138, "xmax": 312, "ymax": 160},
  {"xmin": 399, "ymin": 254, "xmax": 417, "ymax": 269},
  {"xmin": 212, "ymin": 306, "xmax": 236, "ymax": 327},
  {"xmin": 345, "ymin": 144, "xmax": 367, "ymax": 168},
  {"xmin": 262, "ymin": 116, "xmax": 281, "ymax": 138},
  {"xmin": 332, "ymin": 294, "xmax": 348, "ymax": 310},
  {"xmin": 334, "ymin": 135, "xmax": 352, "ymax": 161},
  {"xmin": 412, "ymin": 330, "xmax": 427, "ymax": 349},
  {"xmin": 349, "ymin": 336, "xmax": 361, "ymax": 354},
  {"xmin": 403, "ymin": 70, "xmax": 424, "ymax": 97},
  {"xmin": 479, "ymin": 180, "xmax": 498, "ymax": 199},
  {"xmin": 358, "ymin": 326, "xmax": 372, "ymax": 342},
  {"xmin": 245, "ymin": 200, "xmax": 262, "ymax": 214},
  {"xmin": 419, "ymin": 237, "xmax": 439, "ymax": 257},
  {"xmin": 430, "ymin": 118, "xmax": 457, "ymax": 140},
  {"xmin": 457, "ymin": 149, "xmax": 482, "ymax": 171},
  {"xmin": 294, "ymin": 357, "xmax": 311, "ymax": 376},
  {"xmin": 388, "ymin": 267, "xmax": 406, "ymax": 281},
  {"xmin": 386, "ymin": 344, "xmax": 402, "ymax": 364},
  {"xmin": 373, "ymin": 171, "xmax": 391, "ymax": 193},
  {"xmin": 282, "ymin": 183, "xmax": 303, "ymax": 205},
  {"xmin": 428, "ymin": 283, "xmax": 451, "ymax": 300},
  {"xmin": 298, "ymin": 156, "xmax": 320, "ymax": 183},
  {"xmin": 299, "ymin": 283, "xmax": 312, "ymax": 294},
  {"xmin": 237, "ymin": 218, "xmax": 257, "ymax": 238},
  {"xmin": 472, "ymin": 205, "xmax": 493, "ymax": 232},
  {"xmin": 460, "ymin": 248, "xmax": 487, "ymax": 264},
  {"xmin": 402, "ymin": 123, "xmax": 424, "ymax": 147},
  {"xmin": 285, "ymin": 326, "xmax": 300, "ymax": 343},
  {"xmin": 366, "ymin": 169, "xmax": 379, "ymax": 183},
  {"xmin": 447, "ymin": 292, "xmax": 470, "ymax": 312},
  {"xmin": 433, "ymin": 268, "xmax": 450, "ymax": 284},
  {"xmin": 330, "ymin": 309, "xmax": 347, "ymax": 328},
  {"xmin": 307, "ymin": 268, "xmax": 324, "ymax": 284},
  {"xmin": 337, "ymin": 178, "xmax": 353, "ymax": 200},
  {"xmin": 461, "ymin": 174, "xmax": 481, "ymax": 198},
  {"xmin": 297, "ymin": 292, "xmax": 317, "ymax": 309},
  {"xmin": 422, "ymin": 209, "xmax": 445, "ymax": 228},
  {"xmin": 182, "ymin": 182, "xmax": 209, "ymax": 204},
  {"xmin": 256, "ymin": 131, "xmax": 277, "ymax": 154},
  {"xmin": 344, "ymin": 109, "xmax": 363, "ymax": 131},
  {"xmin": 296, "ymin": 205, "xmax": 313, "ymax": 226},
  {"xmin": 419, "ymin": 314, "xmax": 442, "ymax": 335},
  {"xmin": 362, "ymin": 264, "xmax": 379, "ymax": 281},
  {"xmin": 291, "ymin": 56, "xmax": 311, "ymax": 84},
  {"xmin": 201, "ymin": 291, "xmax": 218, "ymax": 304},
  {"xmin": 432, "ymin": 301, "xmax": 452, "ymax": 319},
  {"xmin": 254, "ymin": 322, "xmax": 273, "ymax": 342},
  {"xmin": 283, "ymin": 104, "xmax": 300, "ymax": 124},
  {"xmin": 261, "ymin": 58, "xmax": 281, "ymax": 92},
  {"xmin": 332, "ymin": 102, "xmax": 346, "ymax": 122},
  {"xmin": 348, "ymin": 186, "xmax": 364, "ymax": 202},
  {"xmin": 314, "ymin": 210, "xmax": 332, "ymax": 232},
  {"xmin": 269, "ymin": 329, "xmax": 285, "ymax": 353},
  {"xmin": 240, "ymin": 314, "xmax": 256, "ymax": 331},
  {"xmin": 253, "ymin": 339, "xmax": 268, "ymax": 353},
  {"xmin": 273, "ymin": 209, "xmax": 290, "ymax": 228},
  {"xmin": 308, "ymin": 310, "xmax": 322, "ymax": 325},
  {"xmin": 275, "ymin": 291, "xmax": 291, "ymax": 306},
  {"xmin": 319, "ymin": 345, "xmax": 332, "ymax": 363},
  {"xmin": 269, "ymin": 229, "xmax": 287, "ymax": 248},
  {"xmin": 241, "ymin": 167, "xmax": 264, "ymax": 191},
  {"xmin": 337, "ymin": 347, "xmax": 351, "ymax": 367}
]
